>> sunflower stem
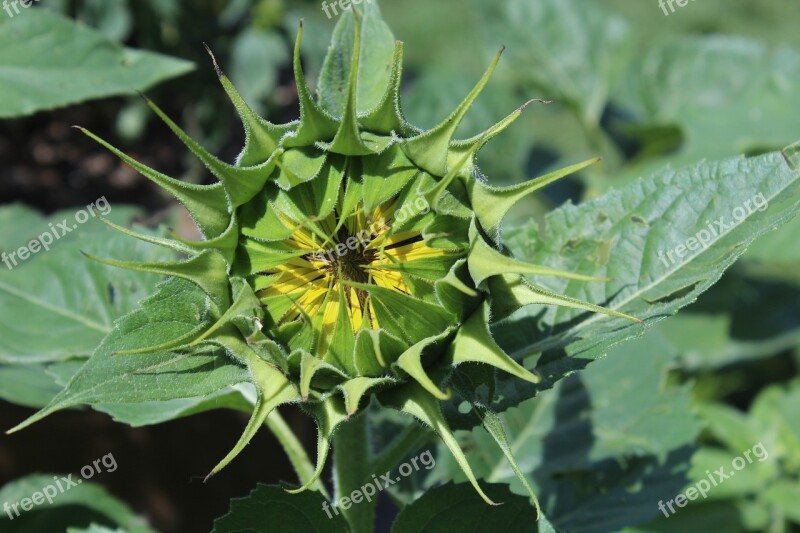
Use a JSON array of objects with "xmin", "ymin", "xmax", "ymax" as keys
[
  {"xmin": 368, "ymin": 423, "xmax": 432, "ymax": 483},
  {"xmin": 264, "ymin": 411, "xmax": 330, "ymax": 500},
  {"xmin": 333, "ymin": 413, "xmax": 374, "ymax": 532}
]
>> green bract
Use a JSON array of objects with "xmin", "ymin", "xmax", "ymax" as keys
[{"xmin": 59, "ymin": 14, "xmax": 639, "ymax": 505}]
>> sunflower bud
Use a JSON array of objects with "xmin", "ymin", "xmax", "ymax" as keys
[{"xmin": 80, "ymin": 14, "xmax": 638, "ymax": 505}]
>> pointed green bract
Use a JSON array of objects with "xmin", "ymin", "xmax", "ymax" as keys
[
  {"xmin": 83, "ymin": 249, "xmax": 232, "ymax": 311},
  {"xmin": 284, "ymin": 22, "xmax": 339, "ymax": 148},
  {"xmin": 340, "ymin": 376, "xmax": 397, "ymax": 415},
  {"xmin": 299, "ymin": 351, "xmax": 327, "ymax": 400},
  {"xmin": 400, "ymin": 48, "xmax": 504, "ymax": 176},
  {"xmin": 478, "ymin": 407, "xmax": 541, "ymax": 516},
  {"xmin": 141, "ymin": 95, "xmax": 277, "ymax": 207},
  {"xmin": 468, "ymin": 219, "xmax": 610, "ymax": 286},
  {"xmin": 449, "ymin": 98, "xmax": 547, "ymax": 162},
  {"xmin": 169, "ymin": 214, "xmax": 240, "ymax": 263},
  {"xmin": 469, "ymin": 157, "xmax": 602, "ymax": 234},
  {"xmin": 286, "ymin": 396, "xmax": 347, "ymax": 494},
  {"xmin": 203, "ymin": 44, "xmax": 293, "ymax": 166},
  {"xmin": 327, "ymin": 12, "xmax": 375, "ymax": 156},
  {"xmin": 489, "ymin": 273, "xmax": 641, "ymax": 324},
  {"xmin": 206, "ymin": 354, "xmax": 300, "ymax": 480},
  {"xmin": 379, "ymin": 383, "xmax": 498, "ymax": 506},
  {"xmin": 76, "ymin": 127, "xmax": 231, "ymax": 238},
  {"xmin": 98, "ymin": 216, "xmax": 195, "ymax": 255},
  {"xmin": 449, "ymin": 302, "xmax": 540, "ymax": 385},
  {"xmin": 188, "ymin": 278, "xmax": 262, "ymax": 347},
  {"xmin": 394, "ymin": 329, "xmax": 456, "ymax": 401}
]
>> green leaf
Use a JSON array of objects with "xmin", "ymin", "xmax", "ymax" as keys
[
  {"xmin": 472, "ymin": 0, "xmax": 632, "ymax": 128},
  {"xmin": 763, "ymin": 481, "xmax": 800, "ymax": 523},
  {"xmin": 565, "ymin": 332, "xmax": 700, "ymax": 462},
  {"xmin": 0, "ymin": 362, "xmax": 71, "ymax": 408},
  {"xmin": 484, "ymin": 150, "xmax": 800, "ymax": 418},
  {"xmin": 652, "ymin": 265, "xmax": 800, "ymax": 371},
  {"xmin": 317, "ymin": 1, "xmax": 395, "ymax": 117},
  {"xmin": 654, "ymin": 312, "xmax": 756, "ymax": 370},
  {"xmin": 616, "ymin": 37, "xmax": 800, "ymax": 171},
  {"xmin": 438, "ymin": 332, "xmax": 700, "ymax": 532},
  {"xmin": 212, "ymin": 483, "xmax": 349, "ymax": 532},
  {"xmin": 391, "ymin": 482, "xmax": 547, "ymax": 533},
  {"xmin": 740, "ymin": 214, "xmax": 800, "ymax": 283},
  {"xmin": 629, "ymin": 382, "xmax": 798, "ymax": 532},
  {"xmin": 0, "ymin": 474, "xmax": 154, "ymax": 533},
  {"xmin": 0, "ymin": 207, "xmax": 245, "ymax": 421},
  {"xmin": 749, "ymin": 383, "xmax": 800, "ymax": 471},
  {"xmin": 0, "ymin": 207, "xmax": 175, "ymax": 364},
  {"xmin": 0, "ymin": 9, "xmax": 193, "ymax": 118},
  {"xmin": 687, "ymin": 448, "xmax": 774, "ymax": 500},
  {"xmin": 94, "ymin": 387, "xmax": 250, "ymax": 427},
  {"xmin": 585, "ymin": 0, "xmax": 800, "ymax": 50},
  {"xmin": 696, "ymin": 403, "xmax": 764, "ymax": 456},
  {"xmin": 0, "ymin": 204, "xmax": 47, "ymax": 250},
  {"xmin": 8, "ymin": 278, "xmax": 248, "ymax": 433}
]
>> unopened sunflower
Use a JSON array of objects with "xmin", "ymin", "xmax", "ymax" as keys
[{"xmin": 74, "ymin": 14, "xmax": 638, "ymax": 506}]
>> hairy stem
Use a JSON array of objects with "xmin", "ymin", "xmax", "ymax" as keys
[
  {"xmin": 368, "ymin": 423, "xmax": 432, "ymax": 485},
  {"xmin": 264, "ymin": 410, "xmax": 330, "ymax": 500},
  {"xmin": 333, "ymin": 414, "xmax": 374, "ymax": 532}
]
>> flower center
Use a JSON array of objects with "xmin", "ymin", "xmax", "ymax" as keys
[
  {"xmin": 307, "ymin": 226, "xmax": 378, "ymax": 285},
  {"xmin": 252, "ymin": 197, "xmax": 451, "ymax": 345}
]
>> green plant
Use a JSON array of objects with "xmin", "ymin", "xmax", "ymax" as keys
[
  {"xmin": 2, "ymin": 2, "xmax": 800, "ymax": 532},
  {"xmin": 0, "ymin": 9, "xmax": 192, "ymax": 119},
  {"xmin": 14, "ymin": 1, "xmax": 642, "ymax": 517}
]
